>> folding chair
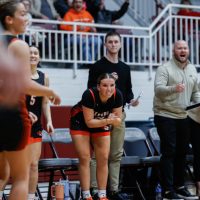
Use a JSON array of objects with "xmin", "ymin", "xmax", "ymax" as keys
[
  {"xmin": 148, "ymin": 127, "xmax": 195, "ymax": 185},
  {"xmin": 37, "ymin": 129, "xmax": 79, "ymax": 200},
  {"xmin": 122, "ymin": 127, "xmax": 160, "ymax": 200},
  {"xmin": 124, "ymin": 127, "xmax": 160, "ymax": 167},
  {"xmin": 148, "ymin": 127, "xmax": 160, "ymax": 156}
]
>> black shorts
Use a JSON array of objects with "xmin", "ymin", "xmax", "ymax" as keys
[
  {"xmin": 0, "ymin": 107, "xmax": 24, "ymax": 151},
  {"xmin": 70, "ymin": 106, "xmax": 110, "ymax": 137}
]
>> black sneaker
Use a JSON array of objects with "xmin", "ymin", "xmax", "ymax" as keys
[
  {"xmin": 163, "ymin": 191, "xmax": 184, "ymax": 200},
  {"xmin": 176, "ymin": 187, "xmax": 199, "ymax": 200},
  {"xmin": 90, "ymin": 188, "xmax": 98, "ymax": 200},
  {"xmin": 108, "ymin": 191, "xmax": 129, "ymax": 200}
]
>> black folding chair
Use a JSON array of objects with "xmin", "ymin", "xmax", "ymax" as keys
[
  {"xmin": 37, "ymin": 129, "xmax": 79, "ymax": 200},
  {"xmin": 124, "ymin": 127, "xmax": 160, "ymax": 167},
  {"xmin": 148, "ymin": 127, "xmax": 160, "ymax": 156},
  {"xmin": 121, "ymin": 127, "xmax": 160, "ymax": 200}
]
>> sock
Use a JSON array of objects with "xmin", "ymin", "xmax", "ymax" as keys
[
  {"xmin": 98, "ymin": 190, "xmax": 106, "ymax": 198},
  {"xmin": 82, "ymin": 190, "xmax": 91, "ymax": 199},
  {"xmin": 27, "ymin": 193, "xmax": 35, "ymax": 200},
  {"xmin": 0, "ymin": 191, "xmax": 3, "ymax": 199}
]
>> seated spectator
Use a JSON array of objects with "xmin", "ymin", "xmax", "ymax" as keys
[
  {"xmin": 60, "ymin": 0, "xmax": 101, "ymax": 61},
  {"xmin": 178, "ymin": 0, "xmax": 200, "ymax": 17},
  {"xmin": 177, "ymin": 0, "xmax": 200, "ymax": 37},
  {"xmin": 54, "ymin": 0, "xmax": 72, "ymax": 18},
  {"xmin": 30, "ymin": 0, "xmax": 62, "ymax": 23}
]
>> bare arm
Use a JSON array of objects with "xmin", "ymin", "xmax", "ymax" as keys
[
  {"xmin": 42, "ymin": 75, "xmax": 54, "ymax": 134},
  {"xmin": 8, "ymin": 40, "xmax": 61, "ymax": 105},
  {"xmin": 0, "ymin": 48, "xmax": 25, "ymax": 107},
  {"xmin": 107, "ymin": 107, "xmax": 122, "ymax": 126},
  {"xmin": 82, "ymin": 106, "xmax": 122, "ymax": 128}
]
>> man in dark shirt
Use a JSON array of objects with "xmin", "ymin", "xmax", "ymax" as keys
[{"xmin": 88, "ymin": 31, "xmax": 139, "ymax": 200}]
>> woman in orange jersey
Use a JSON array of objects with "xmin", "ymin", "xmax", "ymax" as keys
[{"xmin": 0, "ymin": 1, "xmax": 60, "ymax": 200}]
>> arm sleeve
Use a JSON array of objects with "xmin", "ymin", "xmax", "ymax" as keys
[
  {"xmin": 60, "ymin": 13, "xmax": 72, "ymax": 31},
  {"xmin": 54, "ymin": 0, "xmax": 69, "ymax": 18},
  {"xmin": 154, "ymin": 66, "xmax": 176, "ymax": 99},
  {"xmin": 81, "ymin": 90, "xmax": 95, "ymax": 109},
  {"xmin": 86, "ymin": 0, "xmax": 100, "ymax": 18},
  {"xmin": 111, "ymin": 2, "xmax": 129, "ymax": 21},
  {"xmin": 87, "ymin": 64, "xmax": 98, "ymax": 88},
  {"xmin": 114, "ymin": 89, "xmax": 123, "ymax": 108},
  {"xmin": 49, "ymin": 1, "xmax": 60, "ymax": 18},
  {"xmin": 30, "ymin": 1, "xmax": 43, "ymax": 18},
  {"xmin": 191, "ymin": 70, "xmax": 200, "ymax": 103},
  {"xmin": 125, "ymin": 67, "xmax": 134, "ymax": 103}
]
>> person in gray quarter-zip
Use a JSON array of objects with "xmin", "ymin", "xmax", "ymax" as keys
[{"xmin": 154, "ymin": 40, "xmax": 199, "ymax": 200}]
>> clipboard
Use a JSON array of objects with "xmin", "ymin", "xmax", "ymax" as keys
[{"xmin": 186, "ymin": 103, "xmax": 200, "ymax": 110}]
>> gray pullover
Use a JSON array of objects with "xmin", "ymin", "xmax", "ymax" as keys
[{"xmin": 153, "ymin": 57, "xmax": 200, "ymax": 119}]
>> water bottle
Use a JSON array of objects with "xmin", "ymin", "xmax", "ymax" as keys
[
  {"xmin": 60, "ymin": 179, "xmax": 70, "ymax": 200},
  {"xmin": 155, "ymin": 183, "xmax": 162, "ymax": 200},
  {"xmin": 69, "ymin": 183, "xmax": 77, "ymax": 200}
]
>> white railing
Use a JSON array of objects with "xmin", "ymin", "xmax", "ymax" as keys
[
  {"xmin": 150, "ymin": 4, "xmax": 200, "ymax": 64},
  {"xmin": 22, "ymin": 4, "xmax": 200, "ymax": 78},
  {"xmin": 131, "ymin": 0, "xmax": 157, "ymax": 25},
  {"xmin": 23, "ymin": 20, "xmax": 150, "ymax": 78}
]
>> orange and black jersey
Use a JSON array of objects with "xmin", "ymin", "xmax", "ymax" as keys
[
  {"xmin": 26, "ymin": 70, "xmax": 45, "ymax": 135},
  {"xmin": 0, "ymin": 35, "xmax": 31, "ymax": 151},
  {"xmin": 70, "ymin": 87, "xmax": 123, "ymax": 134}
]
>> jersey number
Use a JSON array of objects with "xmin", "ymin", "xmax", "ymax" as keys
[{"xmin": 30, "ymin": 96, "xmax": 36, "ymax": 105}]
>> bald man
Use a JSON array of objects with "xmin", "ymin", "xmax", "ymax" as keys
[{"xmin": 153, "ymin": 40, "xmax": 199, "ymax": 199}]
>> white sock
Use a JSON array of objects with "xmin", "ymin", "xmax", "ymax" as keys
[
  {"xmin": 82, "ymin": 190, "xmax": 91, "ymax": 199},
  {"xmin": 0, "ymin": 191, "xmax": 3, "ymax": 199},
  {"xmin": 98, "ymin": 189, "xmax": 106, "ymax": 198},
  {"xmin": 27, "ymin": 193, "xmax": 35, "ymax": 200}
]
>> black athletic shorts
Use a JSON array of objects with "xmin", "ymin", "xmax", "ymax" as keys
[
  {"xmin": 0, "ymin": 107, "xmax": 23, "ymax": 151},
  {"xmin": 70, "ymin": 105, "xmax": 110, "ymax": 137}
]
